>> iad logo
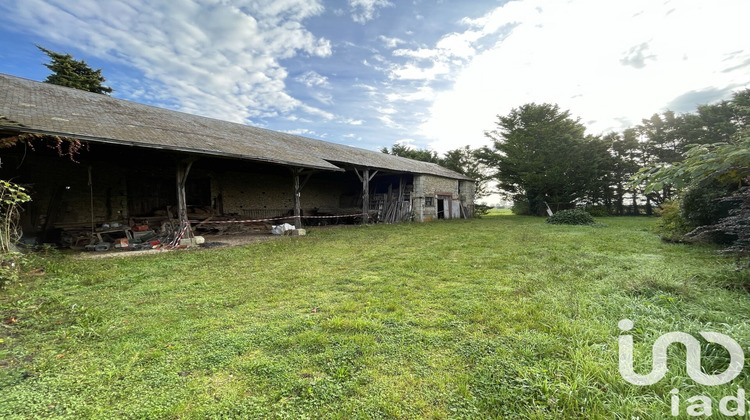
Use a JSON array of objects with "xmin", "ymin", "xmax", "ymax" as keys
[
  {"xmin": 618, "ymin": 319, "xmax": 747, "ymax": 417},
  {"xmin": 618, "ymin": 319, "xmax": 744, "ymax": 386}
]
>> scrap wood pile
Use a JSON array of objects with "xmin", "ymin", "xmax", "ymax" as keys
[
  {"xmin": 59, "ymin": 205, "xmax": 276, "ymax": 253},
  {"xmin": 61, "ymin": 220, "xmax": 176, "ymax": 252},
  {"xmin": 373, "ymin": 183, "xmax": 412, "ymax": 224}
]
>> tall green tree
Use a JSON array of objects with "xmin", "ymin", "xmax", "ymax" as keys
[
  {"xmin": 440, "ymin": 146, "xmax": 491, "ymax": 198},
  {"xmin": 605, "ymin": 129, "xmax": 642, "ymax": 215},
  {"xmin": 380, "ymin": 144, "xmax": 440, "ymax": 164},
  {"xmin": 481, "ymin": 103, "xmax": 611, "ymax": 215},
  {"xmin": 37, "ymin": 46, "xmax": 113, "ymax": 94}
]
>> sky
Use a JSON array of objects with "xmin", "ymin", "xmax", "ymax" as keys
[{"xmin": 0, "ymin": 0, "xmax": 748, "ymax": 157}]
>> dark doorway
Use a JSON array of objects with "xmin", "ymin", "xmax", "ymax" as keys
[{"xmin": 437, "ymin": 198, "xmax": 445, "ymax": 219}]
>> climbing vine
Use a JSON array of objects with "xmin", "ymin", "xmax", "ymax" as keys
[{"xmin": 0, "ymin": 133, "xmax": 88, "ymax": 162}]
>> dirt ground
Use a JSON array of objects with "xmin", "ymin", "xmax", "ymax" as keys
[{"xmin": 79, "ymin": 231, "xmax": 285, "ymax": 259}]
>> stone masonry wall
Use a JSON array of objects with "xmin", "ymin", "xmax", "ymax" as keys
[
  {"xmin": 412, "ymin": 174, "xmax": 460, "ymax": 221},
  {"xmin": 215, "ymin": 171, "xmax": 349, "ymax": 216}
]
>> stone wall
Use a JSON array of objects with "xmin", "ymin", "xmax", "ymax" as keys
[
  {"xmin": 15, "ymin": 155, "xmax": 130, "ymax": 231},
  {"xmin": 215, "ymin": 171, "xmax": 353, "ymax": 216},
  {"xmin": 413, "ymin": 174, "xmax": 459, "ymax": 221}
]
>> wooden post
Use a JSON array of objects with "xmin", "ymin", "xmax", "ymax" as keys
[
  {"xmin": 362, "ymin": 168, "xmax": 369, "ymax": 224},
  {"xmin": 293, "ymin": 168, "xmax": 302, "ymax": 229},
  {"xmin": 355, "ymin": 168, "xmax": 378, "ymax": 225},
  {"xmin": 176, "ymin": 158, "xmax": 196, "ymax": 241},
  {"xmin": 291, "ymin": 168, "xmax": 314, "ymax": 229}
]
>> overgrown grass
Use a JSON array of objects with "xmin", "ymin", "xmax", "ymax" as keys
[{"xmin": 1, "ymin": 215, "xmax": 748, "ymax": 419}]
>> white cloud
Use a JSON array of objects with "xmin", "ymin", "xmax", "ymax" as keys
[
  {"xmin": 393, "ymin": 48, "xmax": 438, "ymax": 59},
  {"xmin": 295, "ymin": 70, "xmax": 331, "ymax": 88},
  {"xmin": 419, "ymin": 0, "xmax": 750, "ymax": 152},
  {"xmin": 377, "ymin": 114, "xmax": 402, "ymax": 129},
  {"xmin": 395, "ymin": 138, "xmax": 416, "ymax": 147},
  {"xmin": 389, "ymin": 62, "xmax": 450, "ymax": 81},
  {"xmin": 378, "ymin": 35, "xmax": 405, "ymax": 49},
  {"xmin": 376, "ymin": 106, "xmax": 397, "ymax": 115},
  {"xmin": 0, "ymin": 0, "xmax": 332, "ymax": 123},
  {"xmin": 348, "ymin": 0, "xmax": 393, "ymax": 24},
  {"xmin": 284, "ymin": 127, "xmax": 327, "ymax": 138},
  {"xmin": 386, "ymin": 86, "xmax": 434, "ymax": 102},
  {"xmin": 343, "ymin": 133, "xmax": 362, "ymax": 141},
  {"xmin": 386, "ymin": 30, "xmax": 484, "ymax": 83}
]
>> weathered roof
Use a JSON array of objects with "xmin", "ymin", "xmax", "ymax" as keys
[{"xmin": 0, "ymin": 73, "xmax": 472, "ymax": 180}]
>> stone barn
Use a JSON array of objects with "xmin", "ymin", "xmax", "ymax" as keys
[{"xmin": 0, "ymin": 73, "xmax": 474, "ymax": 247}]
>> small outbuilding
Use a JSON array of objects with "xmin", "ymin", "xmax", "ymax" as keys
[{"xmin": 0, "ymin": 73, "xmax": 474, "ymax": 246}]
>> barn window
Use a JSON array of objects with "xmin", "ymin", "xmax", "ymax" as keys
[{"xmin": 425, "ymin": 197, "xmax": 434, "ymax": 207}]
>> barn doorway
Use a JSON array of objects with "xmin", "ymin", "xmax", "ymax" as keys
[{"xmin": 436, "ymin": 194, "xmax": 452, "ymax": 219}]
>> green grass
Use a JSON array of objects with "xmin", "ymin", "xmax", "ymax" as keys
[{"xmin": 1, "ymin": 215, "xmax": 748, "ymax": 419}]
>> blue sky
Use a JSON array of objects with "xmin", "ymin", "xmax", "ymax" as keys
[{"xmin": 0, "ymin": 0, "xmax": 748, "ymax": 155}]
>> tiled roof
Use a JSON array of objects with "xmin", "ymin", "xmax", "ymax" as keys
[{"xmin": 0, "ymin": 73, "xmax": 472, "ymax": 180}]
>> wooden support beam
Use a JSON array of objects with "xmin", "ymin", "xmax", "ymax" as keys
[
  {"xmin": 176, "ymin": 158, "xmax": 197, "ymax": 241},
  {"xmin": 300, "ymin": 171, "xmax": 314, "ymax": 191},
  {"xmin": 292, "ymin": 168, "xmax": 310, "ymax": 229},
  {"xmin": 362, "ymin": 168, "xmax": 369, "ymax": 224}
]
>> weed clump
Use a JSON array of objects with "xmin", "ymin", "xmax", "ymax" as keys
[{"xmin": 546, "ymin": 208, "xmax": 594, "ymax": 225}]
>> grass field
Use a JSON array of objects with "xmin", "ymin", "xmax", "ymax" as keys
[{"xmin": 1, "ymin": 214, "xmax": 749, "ymax": 419}]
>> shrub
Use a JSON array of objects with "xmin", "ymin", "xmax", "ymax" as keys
[
  {"xmin": 0, "ymin": 180, "xmax": 31, "ymax": 253},
  {"xmin": 689, "ymin": 184, "xmax": 750, "ymax": 270},
  {"xmin": 585, "ymin": 205, "xmax": 611, "ymax": 217},
  {"xmin": 1, "ymin": 180, "xmax": 31, "ymax": 287},
  {"xmin": 511, "ymin": 199, "xmax": 530, "ymax": 215},
  {"xmin": 473, "ymin": 203, "xmax": 492, "ymax": 218},
  {"xmin": 546, "ymin": 209, "xmax": 594, "ymax": 225},
  {"xmin": 681, "ymin": 180, "xmax": 735, "ymax": 227},
  {"xmin": 653, "ymin": 200, "xmax": 693, "ymax": 242}
]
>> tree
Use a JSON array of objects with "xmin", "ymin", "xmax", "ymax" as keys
[
  {"xmin": 481, "ymin": 103, "xmax": 611, "ymax": 215},
  {"xmin": 633, "ymin": 135, "xmax": 750, "ymax": 266},
  {"xmin": 605, "ymin": 129, "xmax": 642, "ymax": 215},
  {"xmin": 381, "ymin": 144, "xmax": 492, "ymax": 198},
  {"xmin": 380, "ymin": 144, "xmax": 440, "ymax": 164},
  {"xmin": 440, "ymin": 146, "xmax": 492, "ymax": 198},
  {"xmin": 37, "ymin": 46, "xmax": 113, "ymax": 94}
]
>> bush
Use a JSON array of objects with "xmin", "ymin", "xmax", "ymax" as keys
[
  {"xmin": 681, "ymin": 181, "xmax": 738, "ymax": 244},
  {"xmin": 681, "ymin": 181, "xmax": 734, "ymax": 225},
  {"xmin": 689, "ymin": 184, "xmax": 750, "ymax": 270},
  {"xmin": 473, "ymin": 203, "xmax": 492, "ymax": 218},
  {"xmin": 546, "ymin": 209, "xmax": 594, "ymax": 225},
  {"xmin": 0, "ymin": 180, "xmax": 31, "ymax": 253},
  {"xmin": 585, "ymin": 205, "xmax": 611, "ymax": 217},
  {"xmin": 1, "ymin": 180, "xmax": 31, "ymax": 287},
  {"xmin": 511, "ymin": 199, "xmax": 530, "ymax": 215},
  {"xmin": 653, "ymin": 200, "xmax": 693, "ymax": 242}
]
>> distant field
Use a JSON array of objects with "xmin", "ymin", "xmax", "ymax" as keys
[{"xmin": 1, "ymin": 215, "xmax": 748, "ymax": 419}]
